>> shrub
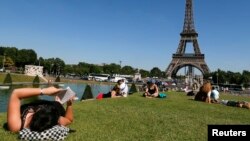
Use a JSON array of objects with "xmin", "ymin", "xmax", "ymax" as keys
[
  {"xmin": 55, "ymin": 76, "xmax": 60, "ymax": 82},
  {"xmin": 129, "ymin": 83, "xmax": 138, "ymax": 94},
  {"xmin": 81, "ymin": 85, "xmax": 94, "ymax": 100},
  {"xmin": 3, "ymin": 73, "xmax": 12, "ymax": 84},
  {"xmin": 33, "ymin": 75, "xmax": 40, "ymax": 88}
]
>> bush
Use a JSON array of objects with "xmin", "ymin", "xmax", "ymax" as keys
[
  {"xmin": 55, "ymin": 76, "xmax": 60, "ymax": 82},
  {"xmin": 81, "ymin": 85, "xmax": 94, "ymax": 100},
  {"xmin": 129, "ymin": 83, "xmax": 138, "ymax": 94},
  {"xmin": 3, "ymin": 73, "xmax": 12, "ymax": 84},
  {"xmin": 33, "ymin": 75, "xmax": 40, "ymax": 88}
]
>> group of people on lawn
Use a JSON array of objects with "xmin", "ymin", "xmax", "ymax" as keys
[
  {"xmin": 194, "ymin": 81, "xmax": 250, "ymax": 109},
  {"xmin": 96, "ymin": 79, "xmax": 160, "ymax": 99},
  {"xmin": 4, "ymin": 78, "xmax": 159, "ymax": 133},
  {"xmin": 4, "ymin": 78, "xmax": 249, "ymax": 140}
]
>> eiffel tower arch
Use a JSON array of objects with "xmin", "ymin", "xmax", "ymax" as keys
[{"xmin": 166, "ymin": 0, "xmax": 210, "ymax": 79}]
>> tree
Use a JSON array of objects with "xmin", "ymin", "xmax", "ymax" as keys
[
  {"xmin": 216, "ymin": 69, "xmax": 227, "ymax": 84},
  {"xmin": 43, "ymin": 58, "xmax": 65, "ymax": 76},
  {"xmin": 78, "ymin": 62, "xmax": 90, "ymax": 67},
  {"xmin": 121, "ymin": 65, "xmax": 135, "ymax": 75},
  {"xmin": 129, "ymin": 83, "xmax": 138, "ymax": 94},
  {"xmin": 103, "ymin": 63, "xmax": 120, "ymax": 74},
  {"xmin": 16, "ymin": 49, "xmax": 37, "ymax": 67},
  {"xmin": 3, "ymin": 47, "xmax": 18, "ymax": 64},
  {"xmin": 150, "ymin": 67, "xmax": 162, "ymax": 78},
  {"xmin": 81, "ymin": 85, "xmax": 94, "ymax": 100},
  {"xmin": 0, "ymin": 47, "xmax": 5, "ymax": 55},
  {"xmin": 139, "ymin": 69, "xmax": 150, "ymax": 78},
  {"xmin": 35, "ymin": 57, "xmax": 45, "ymax": 66},
  {"xmin": 0, "ymin": 56, "xmax": 3, "ymax": 68},
  {"xmin": 54, "ymin": 58, "xmax": 65, "ymax": 76},
  {"xmin": 226, "ymin": 71, "xmax": 241, "ymax": 84},
  {"xmin": 3, "ymin": 73, "xmax": 12, "ymax": 84},
  {"xmin": 242, "ymin": 70, "xmax": 250, "ymax": 88},
  {"xmin": 4, "ymin": 57, "xmax": 15, "ymax": 67},
  {"xmin": 33, "ymin": 75, "xmax": 40, "ymax": 88},
  {"xmin": 89, "ymin": 65, "xmax": 102, "ymax": 74},
  {"xmin": 203, "ymin": 73, "xmax": 211, "ymax": 80},
  {"xmin": 55, "ymin": 76, "xmax": 61, "ymax": 82},
  {"xmin": 75, "ymin": 62, "xmax": 92, "ymax": 75},
  {"xmin": 63, "ymin": 64, "xmax": 75, "ymax": 76}
]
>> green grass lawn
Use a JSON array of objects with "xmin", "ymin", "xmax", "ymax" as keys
[
  {"xmin": 0, "ymin": 73, "xmax": 45, "ymax": 83},
  {"xmin": 1, "ymin": 91, "xmax": 250, "ymax": 141}
]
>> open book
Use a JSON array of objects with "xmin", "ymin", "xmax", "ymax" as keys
[{"xmin": 57, "ymin": 86, "xmax": 76, "ymax": 104}]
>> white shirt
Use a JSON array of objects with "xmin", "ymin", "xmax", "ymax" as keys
[
  {"xmin": 120, "ymin": 82, "xmax": 128, "ymax": 97},
  {"xmin": 211, "ymin": 89, "xmax": 220, "ymax": 100}
]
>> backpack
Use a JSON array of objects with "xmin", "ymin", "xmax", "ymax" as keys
[{"xmin": 158, "ymin": 93, "xmax": 167, "ymax": 98}]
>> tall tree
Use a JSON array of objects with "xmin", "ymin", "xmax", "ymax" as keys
[
  {"xmin": 139, "ymin": 69, "xmax": 150, "ymax": 78},
  {"xmin": 4, "ymin": 57, "xmax": 15, "ymax": 67},
  {"xmin": 16, "ymin": 49, "xmax": 37, "ymax": 67},
  {"xmin": 89, "ymin": 65, "xmax": 102, "ymax": 74},
  {"xmin": 0, "ymin": 47, "xmax": 6, "ymax": 55},
  {"xmin": 121, "ymin": 65, "xmax": 135, "ymax": 75},
  {"xmin": 150, "ymin": 67, "xmax": 162, "ymax": 78},
  {"xmin": 4, "ymin": 47, "xmax": 18, "ymax": 64},
  {"xmin": 43, "ymin": 58, "xmax": 65, "ymax": 76},
  {"xmin": 63, "ymin": 65, "xmax": 75, "ymax": 76},
  {"xmin": 35, "ymin": 57, "xmax": 45, "ymax": 66},
  {"xmin": 103, "ymin": 63, "xmax": 120, "ymax": 74},
  {"xmin": 241, "ymin": 70, "xmax": 250, "ymax": 87}
]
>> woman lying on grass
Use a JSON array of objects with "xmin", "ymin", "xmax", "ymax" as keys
[
  {"xmin": 96, "ymin": 79, "xmax": 128, "ymax": 99},
  {"xmin": 5, "ymin": 86, "xmax": 74, "ymax": 133}
]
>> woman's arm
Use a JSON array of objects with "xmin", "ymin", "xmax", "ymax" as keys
[
  {"xmin": 7, "ymin": 87, "xmax": 62, "ymax": 132},
  {"xmin": 58, "ymin": 100, "xmax": 73, "ymax": 126},
  {"xmin": 153, "ymin": 84, "xmax": 159, "ymax": 96},
  {"xmin": 144, "ymin": 86, "xmax": 149, "ymax": 95},
  {"xmin": 206, "ymin": 91, "xmax": 212, "ymax": 103}
]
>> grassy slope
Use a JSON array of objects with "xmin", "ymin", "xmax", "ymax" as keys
[
  {"xmin": 1, "ymin": 92, "xmax": 250, "ymax": 141},
  {"xmin": 0, "ymin": 73, "xmax": 46, "ymax": 83}
]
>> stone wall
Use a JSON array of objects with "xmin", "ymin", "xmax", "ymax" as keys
[{"xmin": 25, "ymin": 65, "xmax": 43, "ymax": 76}]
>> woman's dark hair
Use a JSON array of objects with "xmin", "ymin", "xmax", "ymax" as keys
[
  {"xmin": 29, "ymin": 105, "xmax": 60, "ymax": 132},
  {"xmin": 25, "ymin": 100, "xmax": 65, "ymax": 132}
]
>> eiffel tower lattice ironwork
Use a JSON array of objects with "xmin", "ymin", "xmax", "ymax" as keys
[{"xmin": 166, "ymin": 0, "xmax": 210, "ymax": 78}]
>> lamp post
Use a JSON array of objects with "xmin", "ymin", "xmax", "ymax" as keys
[
  {"xmin": 57, "ymin": 65, "xmax": 60, "ymax": 76},
  {"xmin": 2, "ymin": 54, "xmax": 5, "ymax": 71},
  {"xmin": 50, "ymin": 63, "xmax": 54, "ymax": 76},
  {"xmin": 119, "ymin": 60, "xmax": 122, "ymax": 74},
  {"xmin": 216, "ymin": 71, "xmax": 219, "ymax": 86}
]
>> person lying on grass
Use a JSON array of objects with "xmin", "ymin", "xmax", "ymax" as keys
[
  {"xmin": 5, "ymin": 86, "xmax": 74, "ymax": 133},
  {"xmin": 221, "ymin": 100, "xmax": 250, "ymax": 109},
  {"xmin": 96, "ymin": 79, "xmax": 128, "ymax": 99}
]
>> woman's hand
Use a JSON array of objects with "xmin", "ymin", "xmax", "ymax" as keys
[
  {"xmin": 66, "ymin": 98, "xmax": 73, "ymax": 106},
  {"xmin": 42, "ymin": 86, "xmax": 63, "ymax": 96}
]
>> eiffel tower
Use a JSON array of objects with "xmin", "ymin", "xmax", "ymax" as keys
[{"xmin": 166, "ymin": 0, "xmax": 210, "ymax": 78}]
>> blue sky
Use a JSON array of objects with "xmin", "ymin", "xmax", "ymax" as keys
[{"xmin": 0, "ymin": 0, "xmax": 249, "ymax": 73}]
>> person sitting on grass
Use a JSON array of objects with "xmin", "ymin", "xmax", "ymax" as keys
[
  {"xmin": 210, "ymin": 86, "xmax": 220, "ymax": 103},
  {"xmin": 119, "ymin": 79, "xmax": 129, "ymax": 97},
  {"xmin": 5, "ymin": 86, "xmax": 74, "ymax": 133},
  {"xmin": 194, "ymin": 81, "xmax": 212, "ymax": 103},
  {"xmin": 143, "ymin": 80, "xmax": 159, "ymax": 98}
]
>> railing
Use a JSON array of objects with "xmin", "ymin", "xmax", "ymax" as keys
[{"xmin": 173, "ymin": 54, "xmax": 204, "ymax": 58}]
